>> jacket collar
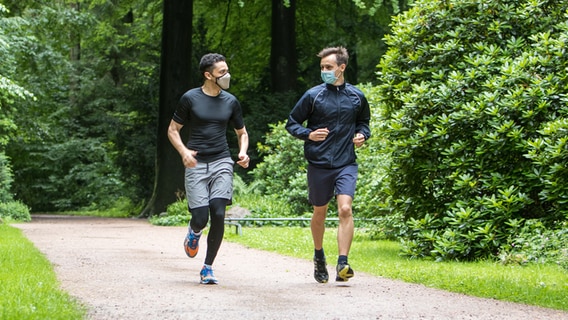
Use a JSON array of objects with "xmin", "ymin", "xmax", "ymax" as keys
[{"xmin": 325, "ymin": 82, "xmax": 346, "ymax": 91}]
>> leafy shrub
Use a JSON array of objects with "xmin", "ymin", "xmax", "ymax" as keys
[
  {"xmin": 499, "ymin": 220, "xmax": 568, "ymax": 271},
  {"xmin": 252, "ymin": 121, "xmax": 311, "ymax": 214},
  {"xmin": 233, "ymin": 173, "xmax": 263, "ymax": 197},
  {"xmin": 525, "ymin": 118, "xmax": 568, "ymax": 219},
  {"xmin": 149, "ymin": 199, "xmax": 189, "ymax": 226},
  {"xmin": 0, "ymin": 152, "xmax": 13, "ymax": 203},
  {"xmin": 9, "ymin": 138, "xmax": 127, "ymax": 211},
  {"xmin": 238, "ymin": 91, "xmax": 301, "ymax": 181},
  {"xmin": 377, "ymin": 0, "xmax": 568, "ymax": 260},
  {"xmin": 149, "ymin": 213, "xmax": 189, "ymax": 227},
  {"xmin": 0, "ymin": 200, "xmax": 31, "ymax": 222},
  {"xmin": 355, "ymin": 85, "xmax": 393, "ymax": 219}
]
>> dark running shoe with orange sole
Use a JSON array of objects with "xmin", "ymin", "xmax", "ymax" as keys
[{"xmin": 183, "ymin": 230, "xmax": 200, "ymax": 258}]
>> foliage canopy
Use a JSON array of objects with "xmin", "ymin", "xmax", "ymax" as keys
[{"xmin": 2, "ymin": 0, "xmax": 395, "ymax": 213}]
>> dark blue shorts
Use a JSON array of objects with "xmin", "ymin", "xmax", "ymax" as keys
[{"xmin": 307, "ymin": 163, "xmax": 358, "ymax": 207}]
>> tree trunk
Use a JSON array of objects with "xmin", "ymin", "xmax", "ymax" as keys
[
  {"xmin": 270, "ymin": 0, "xmax": 297, "ymax": 92},
  {"xmin": 140, "ymin": 0, "xmax": 193, "ymax": 217}
]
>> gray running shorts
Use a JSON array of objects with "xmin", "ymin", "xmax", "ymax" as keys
[{"xmin": 185, "ymin": 157, "xmax": 234, "ymax": 209}]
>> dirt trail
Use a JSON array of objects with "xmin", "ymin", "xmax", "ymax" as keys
[{"xmin": 14, "ymin": 215, "xmax": 568, "ymax": 320}]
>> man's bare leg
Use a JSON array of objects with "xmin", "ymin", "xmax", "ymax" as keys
[
  {"xmin": 337, "ymin": 195, "xmax": 354, "ymax": 256},
  {"xmin": 336, "ymin": 194, "xmax": 354, "ymax": 281},
  {"xmin": 311, "ymin": 204, "xmax": 328, "ymax": 250},
  {"xmin": 311, "ymin": 204, "xmax": 329, "ymax": 283}
]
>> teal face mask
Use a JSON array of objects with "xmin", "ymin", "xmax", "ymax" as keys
[{"xmin": 321, "ymin": 70, "xmax": 338, "ymax": 84}]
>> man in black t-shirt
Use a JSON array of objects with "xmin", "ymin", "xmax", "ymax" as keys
[{"xmin": 168, "ymin": 53, "xmax": 250, "ymax": 284}]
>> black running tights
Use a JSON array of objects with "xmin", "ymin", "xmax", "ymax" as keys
[{"xmin": 189, "ymin": 198, "xmax": 228, "ymax": 265}]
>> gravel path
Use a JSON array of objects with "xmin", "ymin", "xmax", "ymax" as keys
[{"xmin": 14, "ymin": 215, "xmax": 568, "ymax": 320}]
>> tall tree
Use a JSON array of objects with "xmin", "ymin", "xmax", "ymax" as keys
[
  {"xmin": 140, "ymin": 0, "xmax": 193, "ymax": 216},
  {"xmin": 270, "ymin": 0, "xmax": 297, "ymax": 92}
]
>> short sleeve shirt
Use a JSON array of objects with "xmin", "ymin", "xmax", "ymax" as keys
[{"xmin": 172, "ymin": 88, "xmax": 245, "ymax": 163}]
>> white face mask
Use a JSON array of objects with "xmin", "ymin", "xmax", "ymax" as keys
[{"xmin": 216, "ymin": 73, "xmax": 231, "ymax": 90}]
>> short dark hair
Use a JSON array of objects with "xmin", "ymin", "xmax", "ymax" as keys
[
  {"xmin": 199, "ymin": 53, "xmax": 226, "ymax": 74},
  {"xmin": 317, "ymin": 46, "xmax": 349, "ymax": 66}
]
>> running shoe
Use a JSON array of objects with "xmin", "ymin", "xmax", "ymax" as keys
[
  {"xmin": 183, "ymin": 230, "xmax": 200, "ymax": 258},
  {"xmin": 313, "ymin": 256, "xmax": 329, "ymax": 283},
  {"xmin": 335, "ymin": 263, "xmax": 354, "ymax": 282},
  {"xmin": 200, "ymin": 265, "xmax": 218, "ymax": 284}
]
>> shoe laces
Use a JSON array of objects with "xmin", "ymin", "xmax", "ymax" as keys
[
  {"xmin": 314, "ymin": 258, "xmax": 326, "ymax": 271},
  {"xmin": 202, "ymin": 265, "xmax": 213, "ymax": 274},
  {"xmin": 188, "ymin": 232, "xmax": 200, "ymax": 247}
]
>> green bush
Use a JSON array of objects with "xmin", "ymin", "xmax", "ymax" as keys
[
  {"xmin": 0, "ymin": 200, "xmax": 31, "ymax": 222},
  {"xmin": 1, "ymin": 153, "xmax": 32, "ymax": 222},
  {"xmin": 9, "ymin": 138, "xmax": 128, "ymax": 212},
  {"xmin": 149, "ymin": 199, "xmax": 189, "ymax": 226},
  {"xmin": 252, "ymin": 121, "xmax": 311, "ymax": 215},
  {"xmin": 499, "ymin": 220, "xmax": 568, "ymax": 271},
  {"xmin": 377, "ymin": 0, "xmax": 568, "ymax": 260},
  {"xmin": 238, "ymin": 91, "xmax": 302, "ymax": 181},
  {"xmin": 355, "ymin": 85, "xmax": 393, "ymax": 220},
  {"xmin": 0, "ymin": 152, "xmax": 13, "ymax": 203}
]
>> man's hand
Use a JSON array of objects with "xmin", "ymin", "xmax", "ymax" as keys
[
  {"xmin": 236, "ymin": 153, "xmax": 250, "ymax": 168},
  {"xmin": 182, "ymin": 149, "xmax": 198, "ymax": 168},
  {"xmin": 353, "ymin": 133, "xmax": 366, "ymax": 148},
  {"xmin": 309, "ymin": 128, "xmax": 329, "ymax": 142}
]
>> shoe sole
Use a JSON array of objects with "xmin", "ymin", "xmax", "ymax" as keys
[
  {"xmin": 315, "ymin": 276, "xmax": 329, "ymax": 284},
  {"xmin": 336, "ymin": 265, "xmax": 354, "ymax": 282},
  {"xmin": 184, "ymin": 238, "xmax": 199, "ymax": 258},
  {"xmin": 200, "ymin": 278, "xmax": 218, "ymax": 285}
]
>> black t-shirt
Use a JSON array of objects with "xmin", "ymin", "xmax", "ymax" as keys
[{"xmin": 172, "ymin": 88, "xmax": 245, "ymax": 163}]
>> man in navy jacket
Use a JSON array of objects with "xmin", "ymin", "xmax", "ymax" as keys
[{"xmin": 286, "ymin": 46, "xmax": 371, "ymax": 283}]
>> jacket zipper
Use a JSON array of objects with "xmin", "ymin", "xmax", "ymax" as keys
[{"xmin": 330, "ymin": 86, "xmax": 342, "ymax": 168}]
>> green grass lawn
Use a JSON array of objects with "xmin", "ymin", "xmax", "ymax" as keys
[
  {"xmin": 224, "ymin": 226, "xmax": 568, "ymax": 311},
  {"xmin": 0, "ymin": 224, "xmax": 86, "ymax": 320}
]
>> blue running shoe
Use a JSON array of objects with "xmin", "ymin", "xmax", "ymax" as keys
[
  {"xmin": 200, "ymin": 265, "xmax": 218, "ymax": 284},
  {"xmin": 183, "ymin": 230, "xmax": 200, "ymax": 258}
]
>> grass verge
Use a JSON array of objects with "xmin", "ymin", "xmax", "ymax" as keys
[
  {"xmin": 0, "ymin": 224, "xmax": 86, "ymax": 319},
  {"xmin": 224, "ymin": 226, "xmax": 568, "ymax": 311}
]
